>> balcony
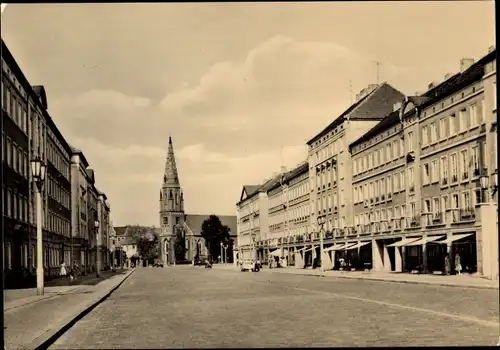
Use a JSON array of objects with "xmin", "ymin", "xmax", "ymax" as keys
[
  {"xmin": 324, "ymin": 230, "xmax": 334, "ymax": 239},
  {"xmin": 407, "ymin": 216, "xmax": 421, "ymax": 228},
  {"xmin": 460, "ymin": 208, "xmax": 476, "ymax": 221}
]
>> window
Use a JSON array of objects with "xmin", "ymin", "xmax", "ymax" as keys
[
  {"xmin": 374, "ymin": 151, "xmax": 379, "ymax": 167},
  {"xmin": 408, "ymin": 167, "xmax": 415, "ymax": 191},
  {"xmin": 473, "ymin": 188, "xmax": 482, "ymax": 205},
  {"xmin": 400, "ymin": 171, "xmax": 405, "ymax": 189},
  {"xmin": 462, "ymin": 191, "xmax": 472, "ymax": 212},
  {"xmin": 7, "ymin": 138, "xmax": 12, "ymax": 166},
  {"xmin": 440, "ymin": 156, "xmax": 448, "ymax": 185},
  {"xmin": 439, "ymin": 118, "xmax": 447, "ymax": 139},
  {"xmin": 407, "ymin": 132, "xmax": 413, "ymax": 152},
  {"xmin": 394, "ymin": 174, "xmax": 400, "ymax": 192},
  {"xmin": 387, "ymin": 175, "xmax": 392, "ymax": 196},
  {"xmin": 422, "ymin": 163, "xmax": 430, "ymax": 185},
  {"xmin": 421, "ymin": 125, "xmax": 429, "ymax": 146},
  {"xmin": 430, "ymin": 123, "xmax": 437, "ymax": 143},
  {"xmin": 380, "ymin": 178, "xmax": 386, "ymax": 198},
  {"xmin": 458, "ymin": 109, "xmax": 467, "ymax": 132},
  {"xmin": 423, "ymin": 199, "xmax": 432, "ymax": 214},
  {"xmin": 459, "ymin": 149, "xmax": 468, "ymax": 181},
  {"xmin": 363, "ymin": 156, "xmax": 368, "ymax": 172},
  {"xmin": 353, "ymin": 159, "xmax": 358, "ymax": 175},
  {"xmin": 450, "ymin": 113, "xmax": 457, "ymax": 135},
  {"xmin": 470, "ymin": 103, "xmax": 478, "ymax": 127},
  {"xmin": 386, "ymin": 143, "xmax": 391, "ymax": 163},
  {"xmin": 432, "ymin": 197, "xmax": 440, "ymax": 218},
  {"xmin": 441, "ymin": 195, "xmax": 449, "ymax": 213},
  {"xmin": 368, "ymin": 153, "xmax": 373, "ymax": 169},
  {"xmin": 452, "ymin": 193, "xmax": 460, "ymax": 209},
  {"xmin": 392, "ymin": 140, "xmax": 399, "ymax": 159},
  {"xmin": 431, "ymin": 159, "xmax": 439, "ymax": 183},
  {"xmin": 369, "ymin": 182, "xmax": 374, "ymax": 200},
  {"xmin": 340, "ymin": 189, "xmax": 345, "ymax": 206},
  {"xmin": 374, "ymin": 180, "xmax": 379, "ymax": 199},
  {"xmin": 450, "ymin": 153, "xmax": 458, "ymax": 183},
  {"xmin": 493, "ymin": 81, "xmax": 497, "ymax": 110}
]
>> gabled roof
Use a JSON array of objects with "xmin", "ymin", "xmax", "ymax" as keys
[
  {"xmin": 114, "ymin": 226, "xmax": 128, "ymax": 236},
  {"xmin": 349, "ymin": 110, "xmax": 401, "ymax": 150},
  {"xmin": 306, "ymin": 83, "xmax": 405, "ymax": 145},
  {"xmin": 115, "ymin": 237, "xmax": 136, "ymax": 247},
  {"xmin": 266, "ymin": 161, "xmax": 309, "ymax": 193},
  {"xmin": 185, "ymin": 214, "xmax": 237, "ymax": 238}
]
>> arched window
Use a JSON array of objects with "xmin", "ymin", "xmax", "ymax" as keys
[
  {"xmin": 175, "ymin": 193, "xmax": 179, "ymax": 204},
  {"xmin": 169, "ymin": 190, "xmax": 173, "ymax": 199}
]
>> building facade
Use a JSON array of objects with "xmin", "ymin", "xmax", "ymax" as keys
[
  {"xmin": 348, "ymin": 48, "xmax": 497, "ymax": 278},
  {"xmin": 234, "ymin": 47, "xmax": 497, "ymax": 279}
]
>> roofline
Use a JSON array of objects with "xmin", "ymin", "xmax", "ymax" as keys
[
  {"xmin": 1, "ymin": 39, "xmax": 73, "ymax": 156},
  {"xmin": 266, "ymin": 161, "xmax": 309, "ymax": 193},
  {"xmin": 70, "ymin": 146, "xmax": 90, "ymax": 168}
]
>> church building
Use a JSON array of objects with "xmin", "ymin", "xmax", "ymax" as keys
[{"xmin": 159, "ymin": 136, "xmax": 237, "ymax": 264}]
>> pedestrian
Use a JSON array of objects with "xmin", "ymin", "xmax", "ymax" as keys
[
  {"xmin": 444, "ymin": 255, "xmax": 451, "ymax": 275},
  {"xmin": 60, "ymin": 261, "xmax": 68, "ymax": 280},
  {"xmin": 455, "ymin": 253, "xmax": 462, "ymax": 275}
]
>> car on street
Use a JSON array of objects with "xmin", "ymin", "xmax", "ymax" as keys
[
  {"xmin": 153, "ymin": 259, "xmax": 164, "ymax": 268},
  {"xmin": 240, "ymin": 259, "xmax": 258, "ymax": 272}
]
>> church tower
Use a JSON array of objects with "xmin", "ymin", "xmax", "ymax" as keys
[{"xmin": 159, "ymin": 136, "xmax": 185, "ymax": 264}]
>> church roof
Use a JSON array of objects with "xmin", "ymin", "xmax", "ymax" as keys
[
  {"xmin": 185, "ymin": 214, "xmax": 237, "ymax": 238},
  {"xmin": 163, "ymin": 136, "xmax": 180, "ymax": 187}
]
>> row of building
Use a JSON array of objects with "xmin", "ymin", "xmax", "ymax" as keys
[
  {"xmin": 2, "ymin": 39, "xmax": 115, "ymax": 288},
  {"xmin": 236, "ymin": 47, "xmax": 498, "ymax": 279}
]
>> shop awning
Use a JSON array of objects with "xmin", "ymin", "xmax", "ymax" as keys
[
  {"xmin": 435, "ymin": 233, "xmax": 473, "ymax": 245},
  {"xmin": 303, "ymin": 246, "xmax": 316, "ymax": 253},
  {"xmin": 323, "ymin": 245, "xmax": 336, "ymax": 252},
  {"xmin": 405, "ymin": 235, "xmax": 446, "ymax": 247},
  {"xmin": 270, "ymin": 248, "xmax": 288, "ymax": 257},
  {"xmin": 386, "ymin": 237, "xmax": 421, "ymax": 247},
  {"xmin": 296, "ymin": 247, "xmax": 308, "ymax": 252},
  {"xmin": 346, "ymin": 241, "xmax": 371, "ymax": 250},
  {"xmin": 331, "ymin": 243, "xmax": 357, "ymax": 251}
]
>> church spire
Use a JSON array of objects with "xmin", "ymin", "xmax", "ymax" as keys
[{"xmin": 163, "ymin": 135, "xmax": 180, "ymax": 186}]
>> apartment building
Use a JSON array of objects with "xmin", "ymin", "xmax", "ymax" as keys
[
  {"xmin": 97, "ymin": 191, "xmax": 111, "ymax": 269},
  {"xmin": 236, "ymin": 177, "xmax": 278, "ymax": 262},
  {"xmin": 300, "ymin": 83, "xmax": 405, "ymax": 269},
  {"xmin": 266, "ymin": 162, "xmax": 310, "ymax": 267},
  {"xmin": 70, "ymin": 146, "xmax": 91, "ymax": 268},
  {"xmin": 348, "ymin": 48, "xmax": 497, "ymax": 278},
  {"xmin": 2, "ymin": 40, "xmax": 73, "ymax": 287}
]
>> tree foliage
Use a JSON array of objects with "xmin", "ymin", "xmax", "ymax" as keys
[
  {"xmin": 132, "ymin": 226, "xmax": 160, "ymax": 263},
  {"xmin": 200, "ymin": 215, "xmax": 230, "ymax": 260}
]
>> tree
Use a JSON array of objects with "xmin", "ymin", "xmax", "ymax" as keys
[
  {"xmin": 135, "ymin": 227, "xmax": 160, "ymax": 264},
  {"xmin": 200, "ymin": 215, "xmax": 230, "ymax": 261},
  {"xmin": 174, "ymin": 225, "xmax": 186, "ymax": 262}
]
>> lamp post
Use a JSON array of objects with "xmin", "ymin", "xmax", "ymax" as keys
[
  {"xmin": 31, "ymin": 157, "xmax": 47, "ymax": 296},
  {"xmin": 317, "ymin": 215, "xmax": 326, "ymax": 276},
  {"xmin": 220, "ymin": 242, "xmax": 223, "ymax": 264},
  {"xmin": 223, "ymin": 244, "xmax": 228, "ymax": 264},
  {"xmin": 94, "ymin": 220, "xmax": 100, "ymax": 277}
]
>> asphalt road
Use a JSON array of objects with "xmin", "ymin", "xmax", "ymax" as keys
[{"xmin": 49, "ymin": 266, "xmax": 499, "ymax": 348}]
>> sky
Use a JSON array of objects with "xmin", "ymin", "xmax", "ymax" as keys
[{"xmin": 1, "ymin": 2, "xmax": 495, "ymax": 226}]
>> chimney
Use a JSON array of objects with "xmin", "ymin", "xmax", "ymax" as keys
[
  {"xmin": 393, "ymin": 102, "xmax": 402, "ymax": 112},
  {"xmin": 428, "ymin": 81, "xmax": 439, "ymax": 90},
  {"xmin": 488, "ymin": 46, "xmax": 495, "ymax": 53},
  {"xmin": 460, "ymin": 58, "xmax": 474, "ymax": 73},
  {"xmin": 443, "ymin": 73, "xmax": 453, "ymax": 81},
  {"xmin": 367, "ymin": 84, "xmax": 379, "ymax": 94},
  {"xmin": 280, "ymin": 165, "xmax": 287, "ymax": 174},
  {"xmin": 355, "ymin": 93, "xmax": 361, "ymax": 102}
]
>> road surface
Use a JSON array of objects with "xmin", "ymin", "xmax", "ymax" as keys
[{"xmin": 49, "ymin": 266, "xmax": 499, "ymax": 348}]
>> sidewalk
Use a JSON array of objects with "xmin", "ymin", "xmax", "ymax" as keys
[
  {"xmin": 4, "ymin": 268, "xmax": 135, "ymax": 350},
  {"xmin": 215, "ymin": 264, "xmax": 499, "ymax": 290}
]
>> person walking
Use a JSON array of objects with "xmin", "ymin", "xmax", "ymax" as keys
[
  {"xmin": 444, "ymin": 255, "xmax": 451, "ymax": 275},
  {"xmin": 455, "ymin": 253, "xmax": 462, "ymax": 275},
  {"xmin": 60, "ymin": 261, "xmax": 68, "ymax": 280}
]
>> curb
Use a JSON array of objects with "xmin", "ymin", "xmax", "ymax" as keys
[
  {"xmin": 23, "ymin": 269, "xmax": 136, "ymax": 350},
  {"xmin": 217, "ymin": 267, "xmax": 498, "ymax": 291}
]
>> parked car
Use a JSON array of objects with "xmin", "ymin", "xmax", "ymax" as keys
[
  {"xmin": 240, "ymin": 259, "xmax": 259, "ymax": 272},
  {"xmin": 153, "ymin": 259, "xmax": 164, "ymax": 268}
]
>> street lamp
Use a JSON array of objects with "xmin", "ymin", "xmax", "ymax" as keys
[
  {"xmin": 223, "ymin": 243, "xmax": 228, "ymax": 264},
  {"xmin": 94, "ymin": 220, "xmax": 100, "ymax": 277},
  {"xmin": 31, "ymin": 156, "xmax": 46, "ymax": 296},
  {"xmin": 317, "ymin": 215, "xmax": 326, "ymax": 276},
  {"xmin": 480, "ymin": 173, "xmax": 498, "ymax": 201},
  {"xmin": 220, "ymin": 242, "xmax": 224, "ymax": 264}
]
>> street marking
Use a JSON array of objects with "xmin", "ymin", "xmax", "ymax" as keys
[{"xmin": 255, "ymin": 281, "xmax": 499, "ymax": 329}]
